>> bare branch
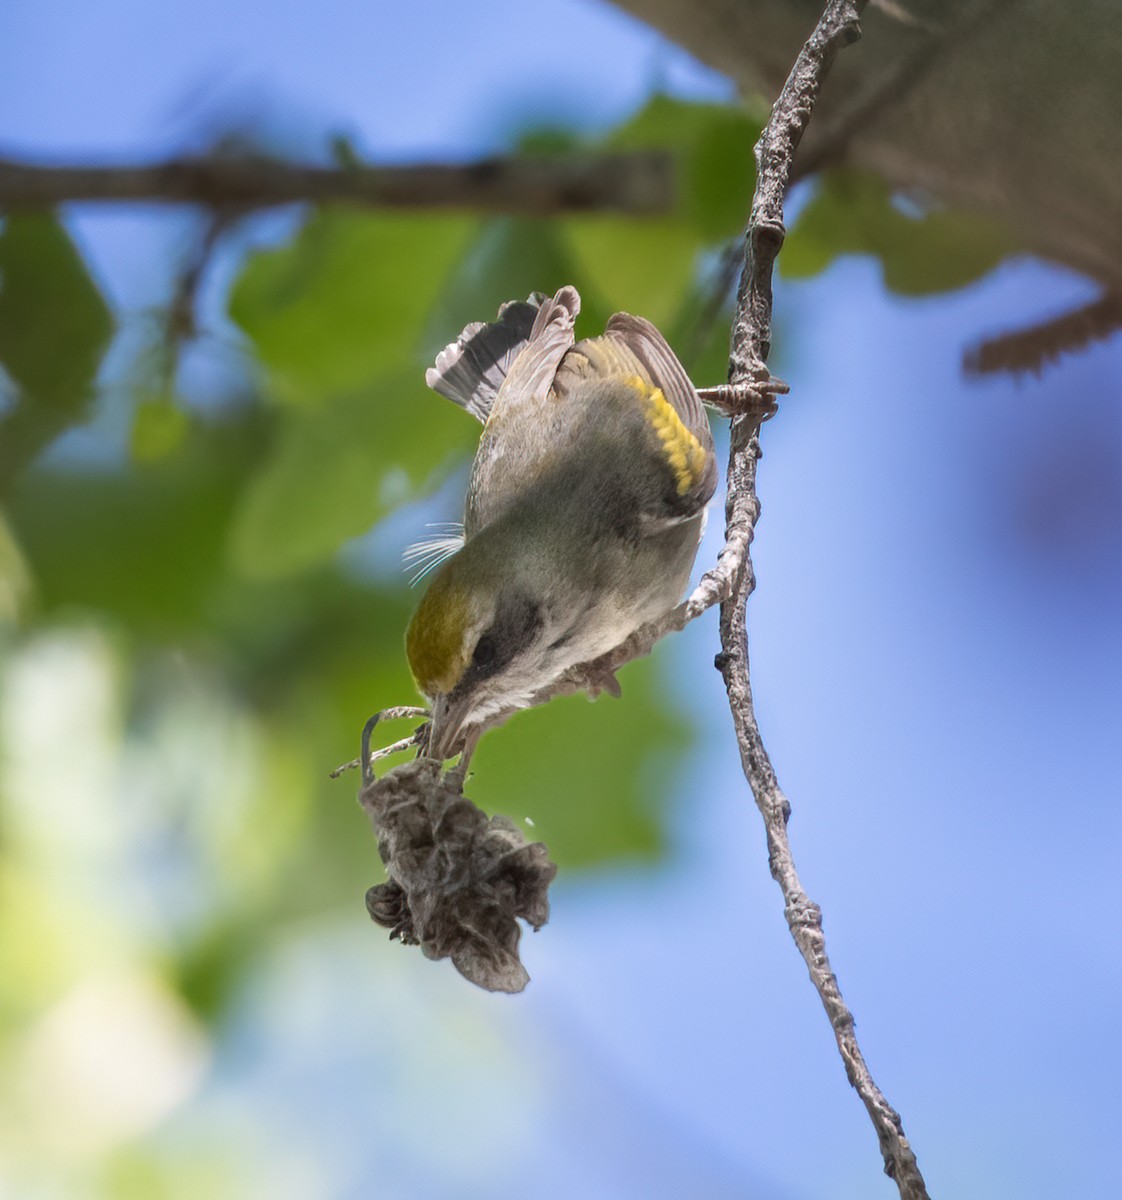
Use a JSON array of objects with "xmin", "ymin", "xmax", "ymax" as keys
[
  {"xmin": 164, "ymin": 211, "xmax": 233, "ymax": 347},
  {"xmin": 718, "ymin": 2, "xmax": 933, "ymax": 1197},
  {"xmin": 965, "ymin": 291, "xmax": 1122, "ymax": 376},
  {"xmin": 0, "ymin": 152, "xmax": 673, "ymax": 216}
]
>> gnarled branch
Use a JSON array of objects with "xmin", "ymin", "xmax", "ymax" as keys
[{"xmin": 717, "ymin": 2, "xmax": 931, "ymax": 1197}]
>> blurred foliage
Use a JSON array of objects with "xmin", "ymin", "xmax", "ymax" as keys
[
  {"xmin": 0, "ymin": 212, "xmax": 113, "ymax": 489},
  {"xmin": 783, "ymin": 168, "xmax": 1020, "ymax": 294},
  {"xmin": 562, "ymin": 95, "xmax": 759, "ymax": 327},
  {"xmin": 130, "ymin": 394, "xmax": 191, "ymax": 463},
  {"xmin": 230, "ymin": 211, "xmax": 476, "ymax": 405},
  {"xmin": 0, "ymin": 92, "xmax": 1024, "ymax": 1194}
]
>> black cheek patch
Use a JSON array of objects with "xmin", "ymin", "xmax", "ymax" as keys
[
  {"xmin": 455, "ymin": 593, "xmax": 543, "ymax": 694},
  {"xmin": 471, "ymin": 633, "xmax": 498, "ymax": 670}
]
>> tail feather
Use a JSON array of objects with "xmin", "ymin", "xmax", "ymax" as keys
[
  {"xmin": 499, "ymin": 285, "xmax": 581, "ymax": 406},
  {"xmin": 425, "ymin": 288, "xmax": 579, "ymax": 423}
]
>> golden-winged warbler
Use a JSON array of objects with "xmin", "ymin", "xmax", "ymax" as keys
[{"xmin": 405, "ymin": 285, "xmax": 716, "ymax": 762}]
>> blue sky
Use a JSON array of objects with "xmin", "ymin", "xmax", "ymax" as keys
[{"xmin": 3, "ymin": 2, "xmax": 1121, "ymax": 1198}]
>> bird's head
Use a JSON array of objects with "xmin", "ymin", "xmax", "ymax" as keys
[{"xmin": 405, "ymin": 540, "xmax": 549, "ymax": 761}]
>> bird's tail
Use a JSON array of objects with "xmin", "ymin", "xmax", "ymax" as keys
[{"xmin": 425, "ymin": 286, "xmax": 581, "ymax": 423}]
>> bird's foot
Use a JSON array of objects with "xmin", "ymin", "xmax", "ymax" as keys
[
  {"xmin": 697, "ymin": 378, "xmax": 788, "ymax": 421},
  {"xmin": 578, "ymin": 661, "xmax": 623, "ymax": 700}
]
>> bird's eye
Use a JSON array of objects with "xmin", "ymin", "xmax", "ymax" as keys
[{"xmin": 472, "ymin": 634, "xmax": 497, "ymax": 667}]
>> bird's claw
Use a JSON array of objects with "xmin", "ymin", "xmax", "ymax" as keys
[
  {"xmin": 697, "ymin": 379, "xmax": 788, "ymax": 422},
  {"xmin": 579, "ymin": 661, "xmax": 623, "ymax": 699}
]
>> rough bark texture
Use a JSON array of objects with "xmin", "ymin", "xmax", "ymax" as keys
[{"xmin": 715, "ymin": 2, "xmax": 931, "ymax": 1196}]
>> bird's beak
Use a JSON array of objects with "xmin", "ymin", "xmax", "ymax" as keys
[{"xmin": 425, "ymin": 693, "xmax": 474, "ymax": 762}]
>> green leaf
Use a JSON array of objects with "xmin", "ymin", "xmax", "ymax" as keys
[
  {"xmin": 562, "ymin": 96, "xmax": 760, "ymax": 325},
  {"xmin": 467, "ymin": 653, "xmax": 693, "ymax": 869},
  {"xmin": 0, "ymin": 211, "xmax": 113, "ymax": 399},
  {"xmin": 783, "ymin": 170, "xmax": 1018, "ymax": 295},
  {"xmin": 8, "ymin": 415, "xmax": 267, "ymax": 631},
  {"xmin": 421, "ymin": 216, "xmax": 582, "ymax": 352},
  {"xmin": 229, "ymin": 210, "xmax": 475, "ymax": 405},
  {"xmin": 131, "ymin": 394, "xmax": 191, "ymax": 462},
  {"xmin": 226, "ymin": 367, "xmax": 474, "ymax": 580},
  {"xmin": 172, "ymin": 917, "xmax": 266, "ymax": 1021},
  {"xmin": 564, "ymin": 216, "xmax": 702, "ymax": 329},
  {"xmin": 602, "ymin": 94, "xmax": 759, "ymax": 239},
  {"xmin": 0, "ymin": 212, "xmax": 113, "ymax": 483},
  {"xmin": 880, "ymin": 209, "xmax": 1017, "ymax": 295},
  {"xmin": 0, "ymin": 511, "xmax": 33, "ymax": 625}
]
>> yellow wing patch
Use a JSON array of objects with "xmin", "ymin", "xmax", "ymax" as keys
[{"xmin": 624, "ymin": 375, "xmax": 708, "ymax": 497}]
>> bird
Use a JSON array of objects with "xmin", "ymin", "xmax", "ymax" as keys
[{"xmin": 404, "ymin": 285, "xmax": 717, "ymax": 764}]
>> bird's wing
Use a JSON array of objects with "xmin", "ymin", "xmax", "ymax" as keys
[
  {"xmin": 554, "ymin": 312, "xmax": 718, "ymax": 521},
  {"xmin": 601, "ymin": 312, "xmax": 709, "ymax": 439}
]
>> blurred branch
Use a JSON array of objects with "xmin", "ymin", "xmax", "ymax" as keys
[
  {"xmin": 717, "ymin": 3, "xmax": 932, "ymax": 1198},
  {"xmin": 677, "ymin": 0, "xmax": 1027, "ymax": 370},
  {"xmin": 612, "ymin": 0, "xmax": 1122, "ymax": 295},
  {"xmin": 0, "ymin": 152, "xmax": 673, "ymax": 216},
  {"xmin": 964, "ymin": 291, "xmax": 1122, "ymax": 376},
  {"xmin": 164, "ymin": 211, "xmax": 233, "ymax": 347}
]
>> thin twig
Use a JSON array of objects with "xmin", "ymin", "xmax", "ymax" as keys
[
  {"xmin": 718, "ymin": 2, "xmax": 931, "ymax": 1197},
  {"xmin": 164, "ymin": 210, "xmax": 234, "ymax": 348},
  {"xmin": 329, "ymin": 706, "xmax": 428, "ymax": 778},
  {"xmin": 0, "ymin": 152, "xmax": 672, "ymax": 216},
  {"xmin": 679, "ymin": 238, "xmax": 744, "ymax": 368}
]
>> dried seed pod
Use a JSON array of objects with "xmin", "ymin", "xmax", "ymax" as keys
[{"xmin": 360, "ymin": 758, "xmax": 557, "ymax": 993}]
